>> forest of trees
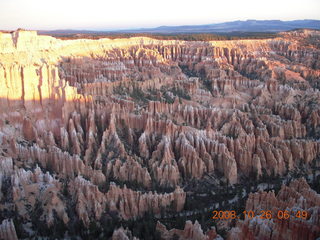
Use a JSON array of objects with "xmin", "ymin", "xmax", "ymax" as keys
[{"xmin": 42, "ymin": 32, "xmax": 278, "ymax": 41}]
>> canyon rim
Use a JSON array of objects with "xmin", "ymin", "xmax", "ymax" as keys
[{"xmin": 0, "ymin": 28, "xmax": 319, "ymax": 239}]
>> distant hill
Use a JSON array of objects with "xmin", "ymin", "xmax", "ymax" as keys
[
  {"xmin": 39, "ymin": 20, "xmax": 320, "ymax": 35},
  {"xmin": 120, "ymin": 20, "xmax": 320, "ymax": 33}
]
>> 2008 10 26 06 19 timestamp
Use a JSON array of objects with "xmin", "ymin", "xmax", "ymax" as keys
[{"xmin": 211, "ymin": 210, "xmax": 308, "ymax": 220}]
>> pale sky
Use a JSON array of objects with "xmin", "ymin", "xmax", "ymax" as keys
[{"xmin": 0, "ymin": 0, "xmax": 319, "ymax": 30}]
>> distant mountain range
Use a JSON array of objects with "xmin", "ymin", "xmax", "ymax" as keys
[
  {"xmin": 39, "ymin": 20, "xmax": 320, "ymax": 35},
  {"xmin": 119, "ymin": 20, "xmax": 320, "ymax": 33}
]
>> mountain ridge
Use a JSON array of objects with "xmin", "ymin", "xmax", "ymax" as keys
[{"xmin": 37, "ymin": 19, "xmax": 320, "ymax": 34}]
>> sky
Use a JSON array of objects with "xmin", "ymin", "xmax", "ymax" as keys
[{"xmin": 0, "ymin": 0, "xmax": 319, "ymax": 30}]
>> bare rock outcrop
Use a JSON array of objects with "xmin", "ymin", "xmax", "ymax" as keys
[
  {"xmin": 0, "ymin": 29, "xmax": 319, "ymax": 238},
  {"xmin": 106, "ymin": 157, "xmax": 152, "ymax": 188},
  {"xmin": 68, "ymin": 176, "xmax": 107, "ymax": 226},
  {"xmin": 156, "ymin": 220, "xmax": 221, "ymax": 240},
  {"xmin": 112, "ymin": 227, "xmax": 139, "ymax": 240},
  {"xmin": 228, "ymin": 178, "xmax": 320, "ymax": 240},
  {"xmin": 106, "ymin": 183, "xmax": 186, "ymax": 220},
  {"xmin": 12, "ymin": 166, "xmax": 69, "ymax": 226},
  {"xmin": 0, "ymin": 219, "xmax": 18, "ymax": 240}
]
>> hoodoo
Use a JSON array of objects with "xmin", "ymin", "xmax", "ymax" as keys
[{"xmin": 0, "ymin": 29, "xmax": 319, "ymax": 239}]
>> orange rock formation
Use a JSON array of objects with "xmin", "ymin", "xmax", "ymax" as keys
[{"xmin": 0, "ymin": 28, "xmax": 319, "ymax": 238}]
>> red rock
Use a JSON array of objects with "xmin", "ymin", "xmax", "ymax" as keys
[
  {"xmin": 0, "ymin": 29, "xmax": 319, "ymax": 236},
  {"xmin": 228, "ymin": 178, "xmax": 320, "ymax": 240},
  {"xmin": 0, "ymin": 219, "xmax": 18, "ymax": 240}
]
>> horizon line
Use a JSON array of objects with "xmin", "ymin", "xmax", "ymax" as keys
[{"xmin": 1, "ymin": 18, "xmax": 320, "ymax": 32}]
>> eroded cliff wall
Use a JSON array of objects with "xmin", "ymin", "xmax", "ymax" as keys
[{"xmin": 0, "ymin": 29, "xmax": 319, "ymax": 238}]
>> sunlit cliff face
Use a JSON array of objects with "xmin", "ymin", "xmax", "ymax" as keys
[{"xmin": 0, "ymin": 29, "xmax": 319, "ymax": 239}]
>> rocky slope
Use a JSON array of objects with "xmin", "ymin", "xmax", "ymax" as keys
[
  {"xmin": 158, "ymin": 178, "xmax": 319, "ymax": 240},
  {"xmin": 0, "ymin": 29, "xmax": 319, "ymax": 239},
  {"xmin": 228, "ymin": 178, "xmax": 320, "ymax": 240}
]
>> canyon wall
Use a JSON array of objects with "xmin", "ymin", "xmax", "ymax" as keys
[
  {"xmin": 0, "ymin": 29, "xmax": 319, "ymax": 238},
  {"xmin": 228, "ymin": 178, "xmax": 320, "ymax": 240}
]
